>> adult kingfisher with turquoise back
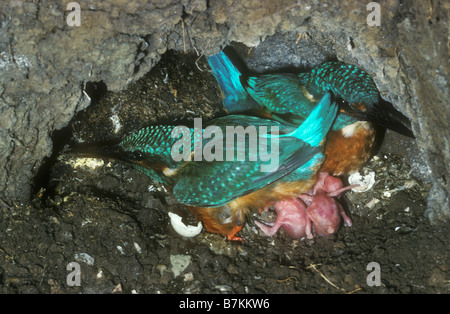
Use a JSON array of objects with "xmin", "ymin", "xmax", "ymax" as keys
[
  {"xmin": 106, "ymin": 92, "xmax": 338, "ymax": 240},
  {"xmin": 206, "ymin": 47, "xmax": 414, "ymax": 239},
  {"xmin": 207, "ymin": 47, "xmax": 414, "ymax": 175}
]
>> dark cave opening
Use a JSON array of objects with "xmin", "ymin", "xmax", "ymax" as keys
[{"xmin": 31, "ymin": 81, "xmax": 108, "ymax": 201}]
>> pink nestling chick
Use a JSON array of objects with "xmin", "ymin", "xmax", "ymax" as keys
[
  {"xmin": 254, "ymin": 198, "xmax": 311, "ymax": 239},
  {"xmin": 300, "ymin": 191, "xmax": 353, "ymax": 239},
  {"xmin": 311, "ymin": 172, "xmax": 358, "ymax": 197},
  {"xmin": 255, "ymin": 172, "xmax": 356, "ymax": 239}
]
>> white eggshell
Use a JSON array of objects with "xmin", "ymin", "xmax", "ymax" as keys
[
  {"xmin": 348, "ymin": 171, "xmax": 376, "ymax": 193},
  {"xmin": 168, "ymin": 212, "xmax": 202, "ymax": 237}
]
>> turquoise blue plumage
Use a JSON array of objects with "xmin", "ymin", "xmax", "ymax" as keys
[
  {"xmin": 104, "ymin": 91, "xmax": 338, "ymax": 240},
  {"xmin": 118, "ymin": 92, "xmax": 337, "ymax": 208},
  {"xmin": 207, "ymin": 50, "xmax": 413, "ymax": 137},
  {"xmin": 206, "ymin": 49, "xmax": 258, "ymax": 113}
]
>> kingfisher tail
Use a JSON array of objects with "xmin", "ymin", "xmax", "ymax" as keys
[{"xmin": 207, "ymin": 49, "xmax": 258, "ymax": 113}]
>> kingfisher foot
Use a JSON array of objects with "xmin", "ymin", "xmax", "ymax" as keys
[{"xmin": 225, "ymin": 224, "xmax": 244, "ymax": 241}]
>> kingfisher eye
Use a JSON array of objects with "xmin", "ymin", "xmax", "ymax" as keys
[
  {"xmin": 337, "ymin": 99, "xmax": 352, "ymax": 112},
  {"xmin": 131, "ymin": 151, "xmax": 144, "ymax": 161}
]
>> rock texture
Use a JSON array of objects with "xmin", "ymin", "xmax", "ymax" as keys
[{"xmin": 0, "ymin": 0, "xmax": 448, "ymax": 221}]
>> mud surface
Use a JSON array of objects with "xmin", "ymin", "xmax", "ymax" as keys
[{"xmin": 1, "ymin": 51, "xmax": 448, "ymax": 294}]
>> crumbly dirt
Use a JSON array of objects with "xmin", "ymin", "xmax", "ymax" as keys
[{"xmin": 0, "ymin": 51, "xmax": 448, "ymax": 294}]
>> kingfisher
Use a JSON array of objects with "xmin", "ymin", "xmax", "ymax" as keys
[
  {"xmin": 85, "ymin": 92, "xmax": 338, "ymax": 240},
  {"xmin": 207, "ymin": 48, "xmax": 413, "ymax": 177},
  {"xmin": 205, "ymin": 48, "xmax": 414, "ymax": 239}
]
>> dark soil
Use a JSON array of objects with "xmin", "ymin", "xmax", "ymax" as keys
[{"xmin": 0, "ymin": 50, "xmax": 448, "ymax": 294}]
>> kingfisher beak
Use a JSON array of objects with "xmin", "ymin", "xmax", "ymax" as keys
[{"xmin": 368, "ymin": 99, "xmax": 414, "ymax": 138}]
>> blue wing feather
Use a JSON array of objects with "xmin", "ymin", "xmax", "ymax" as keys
[{"xmin": 173, "ymin": 92, "xmax": 337, "ymax": 207}]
